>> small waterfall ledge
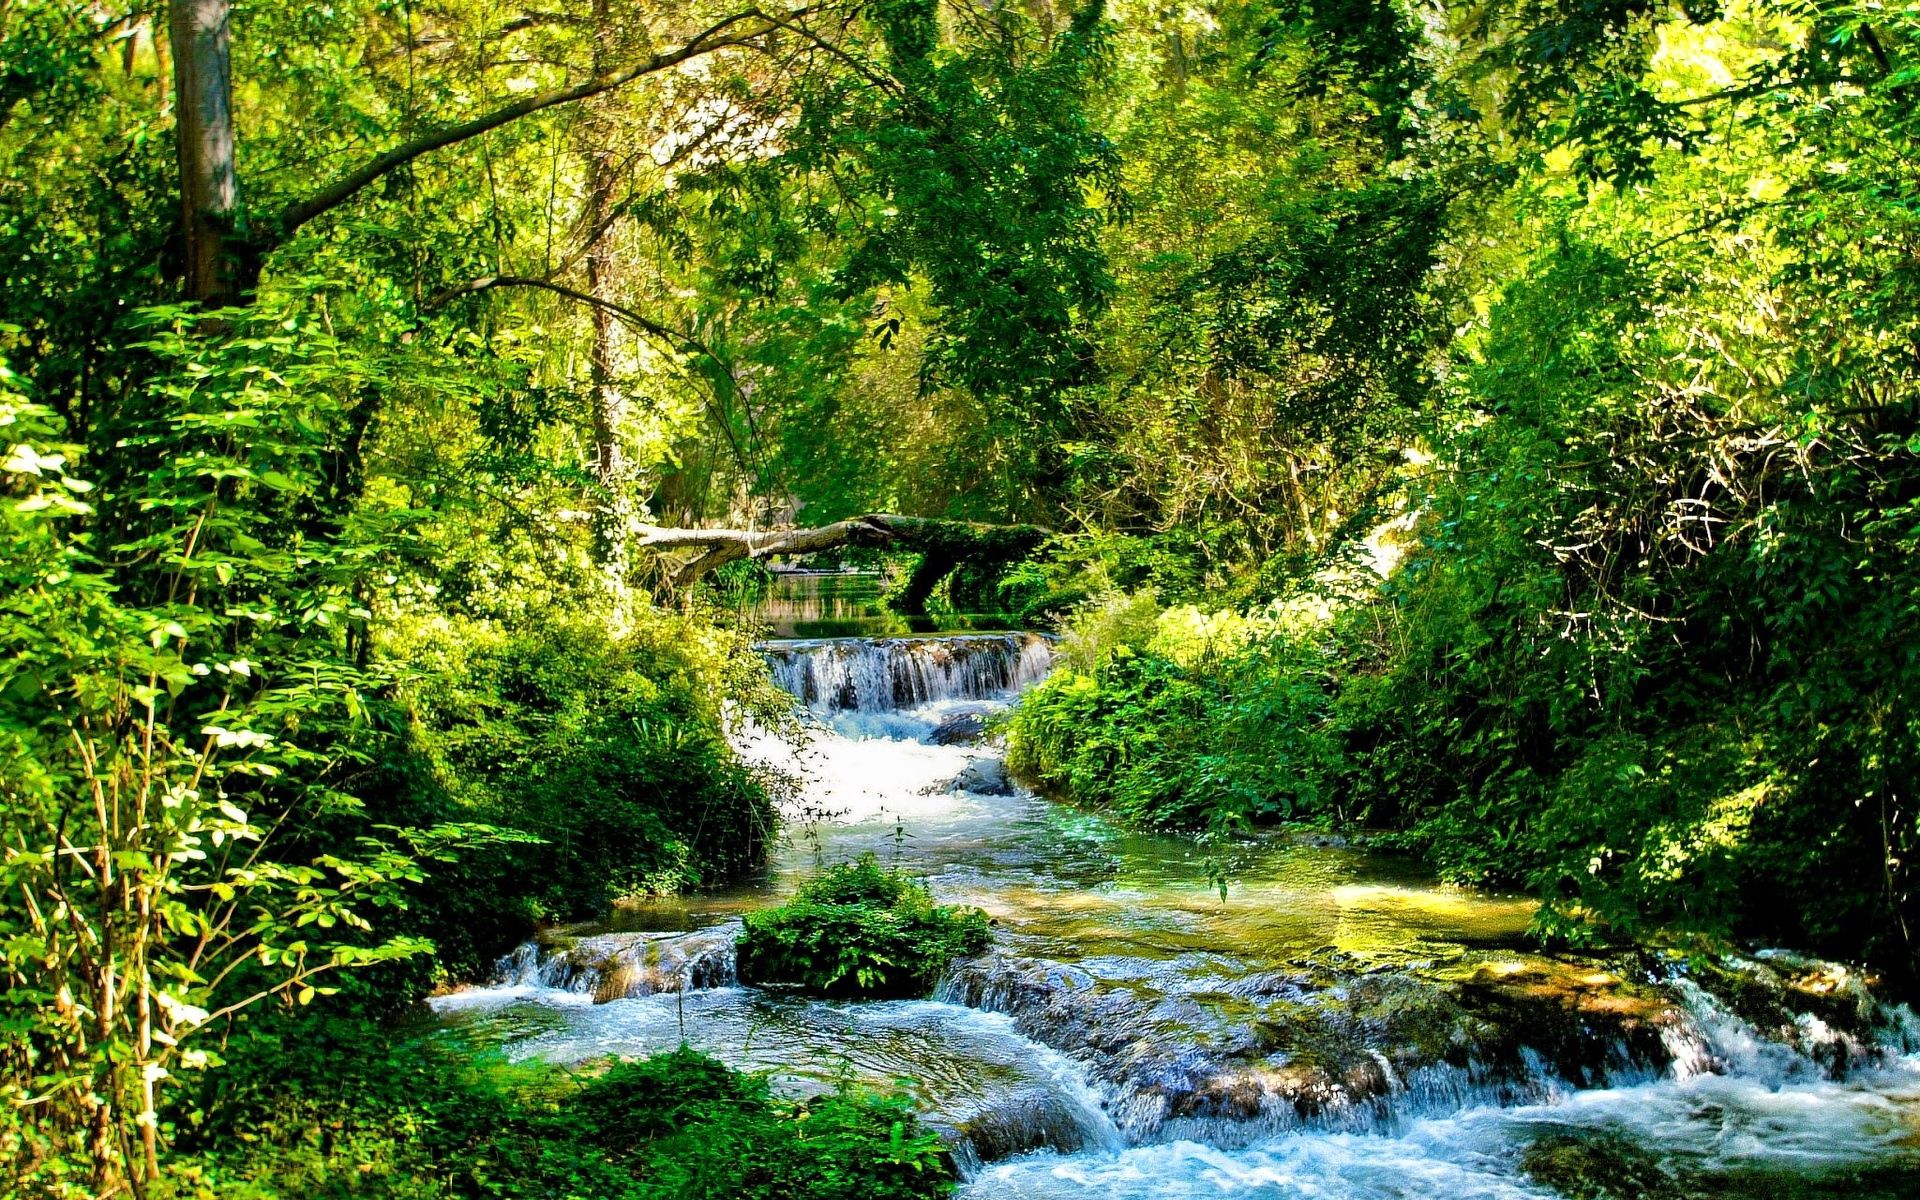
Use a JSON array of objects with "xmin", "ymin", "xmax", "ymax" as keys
[
  {"xmin": 493, "ymin": 925, "xmax": 740, "ymax": 1004},
  {"xmin": 475, "ymin": 923, "xmax": 1920, "ymax": 1158},
  {"xmin": 935, "ymin": 947, "xmax": 1920, "ymax": 1148},
  {"xmin": 760, "ymin": 632, "xmax": 1054, "ymax": 713}
]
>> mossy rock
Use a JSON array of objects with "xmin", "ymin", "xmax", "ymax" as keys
[
  {"xmin": 1685, "ymin": 952, "xmax": 1887, "ymax": 1058},
  {"xmin": 1522, "ymin": 1131, "xmax": 1686, "ymax": 1200}
]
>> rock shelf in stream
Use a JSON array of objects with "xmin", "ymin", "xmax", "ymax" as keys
[
  {"xmin": 933, "ymin": 945, "xmax": 1920, "ymax": 1148},
  {"xmin": 476, "ymin": 922, "xmax": 1918, "ymax": 1160},
  {"xmin": 936, "ymin": 949, "xmax": 1691, "ymax": 1143},
  {"xmin": 494, "ymin": 925, "xmax": 739, "ymax": 1003}
]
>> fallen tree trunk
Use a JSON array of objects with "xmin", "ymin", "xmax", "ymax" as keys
[{"xmin": 637, "ymin": 513, "xmax": 1051, "ymax": 590}]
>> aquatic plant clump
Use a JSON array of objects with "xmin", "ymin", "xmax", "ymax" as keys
[{"xmin": 736, "ymin": 855, "xmax": 992, "ymax": 998}]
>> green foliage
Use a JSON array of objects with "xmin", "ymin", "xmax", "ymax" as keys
[
  {"xmin": 678, "ymin": 0, "xmax": 1124, "ymax": 519},
  {"xmin": 1154, "ymin": 177, "xmax": 1444, "ymax": 438},
  {"xmin": 994, "ymin": 533, "xmax": 1210, "ymax": 626},
  {"xmin": 0, "ymin": 313, "xmax": 519, "ymax": 1191},
  {"xmin": 1058, "ymin": 0, "xmax": 1454, "ymax": 578},
  {"xmin": 1007, "ymin": 595, "xmax": 1343, "ymax": 831},
  {"xmin": 161, "ymin": 1016, "xmax": 954, "ymax": 1200},
  {"xmin": 9, "ymin": 0, "xmax": 1920, "ymax": 1185},
  {"xmin": 786, "ymin": 0, "xmax": 1120, "ymax": 432},
  {"xmin": 736, "ymin": 855, "xmax": 991, "ymax": 998},
  {"xmin": 374, "ymin": 612, "xmax": 789, "ymax": 985},
  {"xmin": 0, "ymin": 0, "xmax": 102, "ymax": 124},
  {"xmin": 1334, "ymin": 194, "xmax": 1920, "ymax": 966},
  {"xmin": 1002, "ymin": 0, "xmax": 1920, "ymax": 982}
]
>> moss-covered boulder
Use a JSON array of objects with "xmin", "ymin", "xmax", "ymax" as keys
[{"xmin": 1522, "ymin": 1131, "xmax": 1686, "ymax": 1200}]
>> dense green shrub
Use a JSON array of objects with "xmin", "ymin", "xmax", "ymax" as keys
[
  {"xmin": 1018, "ymin": 219, "xmax": 1920, "ymax": 980},
  {"xmin": 366, "ymin": 613, "xmax": 792, "ymax": 987},
  {"xmin": 162, "ymin": 1016, "xmax": 954, "ymax": 1200},
  {"xmin": 1323, "ymin": 229, "xmax": 1920, "ymax": 975},
  {"xmin": 736, "ymin": 856, "xmax": 991, "ymax": 998},
  {"xmin": 576, "ymin": 1050, "xmax": 953, "ymax": 1200},
  {"xmin": 1006, "ymin": 598, "xmax": 1344, "ymax": 831}
]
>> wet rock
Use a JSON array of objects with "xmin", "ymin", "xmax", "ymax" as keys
[
  {"xmin": 1294, "ymin": 832, "xmax": 1353, "ymax": 850},
  {"xmin": 1522, "ymin": 1131, "xmax": 1687, "ymax": 1200},
  {"xmin": 945, "ymin": 1088, "xmax": 1097, "ymax": 1167},
  {"xmin": 1437, "ymin": 956, "xmax": 1680, "ymax": 1087},
  {"xmin": 929, "ymin": 707, "xmax": 994, "ymax": 745},
  {"xmin": 942, "ymin": 954, "xmax": 1387, "ymax": 1138},
  {"xmin": 951, "ymin": 758, "xmax": 1012, "ymax": 795},
  {"xmin": 940, "ymin": 949, "xmax": 1689, "ymax": 1142},
  {"xmin": 1684, "ymin": 950, "xmax": 1912, "ymax": 1075},
  {"xmin": 495, "ymin": 924, "xmax": 739, "ymax": 1002}
]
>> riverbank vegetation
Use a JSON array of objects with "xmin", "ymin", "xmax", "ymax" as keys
[
  {"xmin": 3, "ymin": 0, "xmax": 1916, "ymax": 1193},
  {"xmin": 997, "ymin": 0, "xmax": 1920, "ymax": 983},
  {"xmin": 164, "ymin": 1029, "xmax": 952, "ymax": 1200}
]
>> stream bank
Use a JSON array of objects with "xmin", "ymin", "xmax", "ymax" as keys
[{"xmin": 432, "ymin": 633, "xmax": 1920, "ymax": 1197}]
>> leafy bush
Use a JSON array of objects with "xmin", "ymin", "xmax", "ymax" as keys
[
  {"xmin": 1006, "ymin": 596, "xmax": 1344, "ymax": 831},
  {"xmin": 1318, "ymin": 225, "xmax": 1920, "ymax": 973},
  {"xmin": 164, "ymin": 1016, "xmax": 955, "ymax": 1200},
  {"xmin": 0, "ymin": 326, "xmax": 505, "ymax": 1192},
  {"xmin": 1007, "ymin": 185, "xmax": 1920, "ymax": 982},
  {"xmin": 577, "ymin": 1050, "xmax": 954, "ymax": 1200},
  {"xmin": 363, "ymin": 612, "xmax": 793, "ymax": 989},
  {"xmin": 735, "ymin": 856, "xmax": 991, "ymax": 998}
]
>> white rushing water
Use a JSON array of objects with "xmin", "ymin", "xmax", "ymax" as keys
[
  {"xmin": 761, "ymin": 632, "xmax": 1054, "ymax": 713},
  {"xmin": 964, "ymin": 1048, "xmax": 1920, "ymax": 1198},
  {"xmin": 433, "ymin": 634, "xmax": 1920, "ymax": 1197}
]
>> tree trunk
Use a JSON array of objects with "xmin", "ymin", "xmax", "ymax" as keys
[
  {"xmin": 169, "ymin": 0, "xmax": 244, "ymax": 306},
  {"xmin": 633, "ymin": 513, "xmax": 1052, "ymax": 589},
  {"xmin": 165, "ymin": 5, "xmax": 787, "ymax": 305},
  {"xmin": 583, "ymin": 0, "xmax": 633, "ymax": 585},
  {"xmin": 586, "ymin": 227, "xmax": 632, "ymax": 581},
  {"xmin": 898, "ymin": 544, "xmax": 960, "ymax": 614}
]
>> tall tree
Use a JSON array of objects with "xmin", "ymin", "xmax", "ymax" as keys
[
  {"xmin": 164, "ymin": 1, "xmax": 795, "ymax": 307},
  {"xmin": 583, "ymin": 0, "xmax": 637, "ymax": 586},
  {"xmin": 168, "ymin": 0, "xmax": 241, "ymax": 306}
]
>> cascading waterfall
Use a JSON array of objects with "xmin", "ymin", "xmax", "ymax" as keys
[
  {"xmin": 434, "ymin": 631, "xmax": 1920, "ymax": 1195},
  {"xmin": 760, "ymin": 633, "xmax": 1054, "ymax": 713},
  {"xmin": 937, "ymin": 946, "xmax": 1920, "ymax": 1150},
  {"xmin": 491, "ymin": 925, "xmax": 739, "ymax": 1004}
]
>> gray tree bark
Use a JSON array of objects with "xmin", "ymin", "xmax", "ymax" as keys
[
  {"xmin": 582, "ymin": 0, "xmax": 635, "ymax": 586},
  {"xmin": 169, "ymin": 0, "xmax": 241, "ymax": 306}
]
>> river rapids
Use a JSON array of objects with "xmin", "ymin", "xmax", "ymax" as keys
[{"xmin": 432, "ymin": 632, "xmax": 1920, "ymax": 1198}]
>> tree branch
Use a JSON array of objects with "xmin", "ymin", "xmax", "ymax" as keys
[
  {"xmin": 428, "ymin": 274, "xmax": 703, "ymax": 354},
  {"xmin": 425, "ymin": 273, "xmax": 752, "ymax": 471},
  {"xmin": 743, "ymin": 6, "xmax": 900, "ymax": 98},
  {"xmin": 634, "ymin": 513, "xmax": 1051, "ymax": 587},
  {"xmin": 272, "ymin": 9, "xmax": 787, "ymax": 246}
]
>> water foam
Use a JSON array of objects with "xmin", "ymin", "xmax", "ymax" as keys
[{"xmin": 761, "ymin": 633, "xmax": 1054, "ymax": 714}]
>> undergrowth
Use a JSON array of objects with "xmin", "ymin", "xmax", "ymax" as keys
[{"xmin": 159, "ymin": 1015, "xmax": 954, "ymax": 1200}]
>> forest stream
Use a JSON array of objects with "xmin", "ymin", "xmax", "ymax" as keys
[{"xmin": 431, "ymin": 634, "xmax": 1920, "ymax": 1198}]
